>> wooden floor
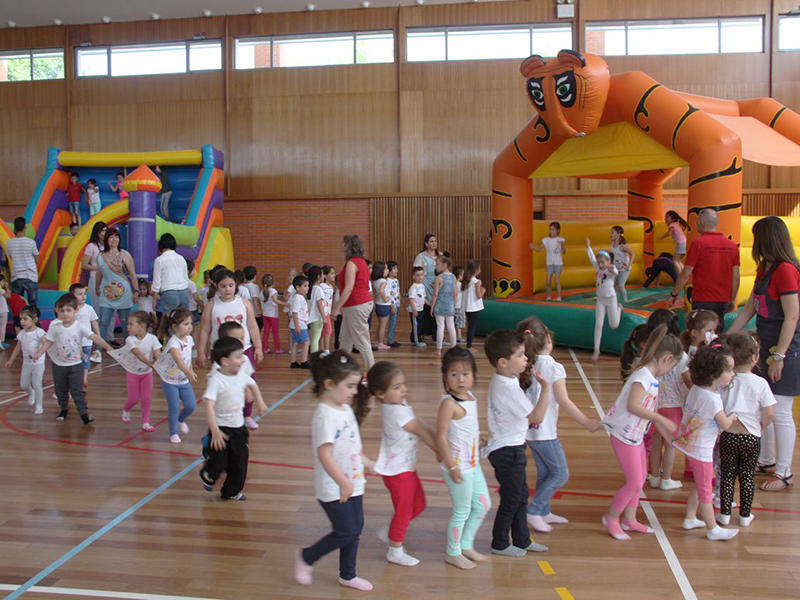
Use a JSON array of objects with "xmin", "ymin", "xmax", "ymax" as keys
[{"xmin": 1, "ymin": 324, "xmax": 799, "ymax": 600}]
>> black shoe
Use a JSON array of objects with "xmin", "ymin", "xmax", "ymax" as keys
[
  {"xmin": 55, "ymin": 410, "xmax": 68, "ymax": 421},
  {"xmin": 223, "ymin": 493, "xmax": 246, "ymax": 501},
  {"xmin": 81, "ymin": 413, "xmax": 95, "ymax": 425},
  {"xmin": 200, "ymin": 470, "xmax": 214, "ymax": 492},
  {"xmin": 108, "ymin": 340, "xmax": 122, "ymax": 349},
  {"xmin": 390, "ymin": 342, "xmax": 401, "ymax": 348},
  {"xmin": 300, "ymin": 362, "xmax": 311, "ymax": 369},
  {"xmin": 290, "ymin": 362, "xmax": 300, "ymax": 369}
]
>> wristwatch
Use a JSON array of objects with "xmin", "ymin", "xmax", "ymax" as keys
[{"xmin": 772, "ymin": 352, "xmax": 786, "ymax": 362}]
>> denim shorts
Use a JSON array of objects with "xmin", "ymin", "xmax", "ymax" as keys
[
  {"xmin": 291, "ymin": 328, "xmax": 310, "ymax": 344},
  {"xmin": 81, "ymin": 345, "xmax": 93, "ymax": 370},
  {"xmin": 375, "ymin": 304, "xmax": 391, "ymax": 318}
]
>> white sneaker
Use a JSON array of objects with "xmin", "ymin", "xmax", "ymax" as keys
[
  {"xmin": 170, "ymin": 434, "xmax": 182, "ymax": 444},
  {"xmin": 715, "ymin": 513, "xmax": 730, "ymax": 526},
  {"xmin": 178, "ymin": 421, "xmax": 189, "ymax": 434},
  {"xmin": 660, "ymin": 478, "xmax": 683, "ymax": 491},
  {"xmin": 649, "ymin": 476, "xmax": 661, "ymax": 489},
  {"xmin": 122, "ymin": 410, "xmax": 131, "ymax": 423},
  {"xmin": 739, "ymin": 514, "xmax": 755, "ymax": 527}
]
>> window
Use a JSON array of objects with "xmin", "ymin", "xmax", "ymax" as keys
[
  {"xmin": 234, "ymin": 30, "xmax": 394, "ymax": 70},
  {"xmin": 406, "ymin": 24, "xmax": 572, "ymax": 62},
  {"xmin": 75, "ymin": 40, "xmax": 222, "ymax": 78},
  {"xmin": 586, "ymin": 17, "xmax": 764, "ymax": 56},
  {"xmin": 779, "ymin": 14, "xmax": 800, "ymax": 51},
  {"xmin": 0, "ymin": 48, "xmax": 63, "ymax": 82}
]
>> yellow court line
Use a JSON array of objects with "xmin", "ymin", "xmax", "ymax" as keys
[
  {"xmin": 538, "ymin": 560, "xmax": 555, "ymax": 575},
  {"xmin": 555, "ymin": 587, "xmax": 575, "ymax": 600}
]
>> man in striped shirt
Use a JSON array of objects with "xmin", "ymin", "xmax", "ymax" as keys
[{"xmin": 6, "ymin": 217, "xmax": 39, "ymax": 308}]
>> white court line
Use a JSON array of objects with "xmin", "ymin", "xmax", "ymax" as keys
[
  {"xmin": 0, "ymin": 363, "xmax": 120, "ymax": 406},
  {"xmin": 0, "ymin": 584, "xmax": 222, "ymax": 600},
  {"xmin": 569, "ymin": 348, "xmax": 698, "ymax": 600}
]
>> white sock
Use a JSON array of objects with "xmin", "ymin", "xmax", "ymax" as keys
[
  {"xmin": 682, "ymin": 518, "xmax": 706, "ymax": 530},
  {"xmin": 706, "ymin": 526, "xmax": 739, "ymax": 541},
  {"xmin": 387, "ymin": 546, "xmax": 420, "ymax": 566}
]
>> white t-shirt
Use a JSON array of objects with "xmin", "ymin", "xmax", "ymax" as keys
[
  {"xmin": 673, "ymin": 386, "xmax": 724, "ymax": 462},
  {"xmin": 406, "ymin": 282, "xmax": 426, "ymax": 313},
  {"xmin": 283, "ymin": 284, "xmax": 295, "ymax": 314},
  {"xmin": 114, "ymin": 333, "xmax": 161, "ymax": 375},
  {"xmin": 721, "ymin": 373, "xmax": 776, "ymax": 437},
  {"xmin": 210, "ymin": 296, "xmax": 251, "ymax": 350},
  {"xmin": 261, "ymin": 287, "xmax": 279, "ymax": 319},
  {"xmin": 45, "ymin": 320, "xmax": 93, "ymax": 366},
  {"xmin": 526, "ymin": 355, "xmax": 567, "ymax": 441},
  {"xmin": 242, "ymin": 283, "xmax": 260, "ymax": 313},
  {"xmin": 237, "ymin": 286, "xmax": 252, "ymax": 301},
  {"xmin": 586, "ymin": 247, "xmax": 619, "ymax": 298},
  {"xmin": 464, "ymin": 278, "xmax": 485, "ymax": 313},
  {"xmin": 312, "ymin": 403, "xmax": 365, "ymax": 503},
  {"xmin": 374, "ymin": 402, "xmax": 419, "ymax": 476},
  {"xmin": 388, "ymin": 278, "xmax": 401, "ymax": 307},
  {"xmin": 87, "ymin": 187, "xmax": 101, "ymax": 205},
  {"xmin": 18, "ymin": 327, "xmax": 46, "ymax": 365},
  {"xmin": 204, "ymin": 369, "xmax": 255, "ymax": 428},
  {"xmin": 187, "ymin": 280, "xmax": 198, "ymax": 312},
  {"xmin": 290, "ymin": 293, "xmax": 309, "ymax": 330},
  {"xmin": 309, "ymin": 285, "xmax": 325, "ymax": 323},
  {"xmin": 454, "ymin": 283, "xmax": 463, "ymax": 313},
  {"xmin": 374, "ymin": 278, "xmax": 391, "ymax": 306},
  {"xmin": 442, "ymin": 393, "xmax": 480, "ymax": 472},
  {"xmin": 601, "ymin": 366, "xmax": 659, "ymax": 445},
  {"xmin": 137, "ymin": 295, "xmax": 155, "ymax": 315},
  {"xmin": 486, "ymin": 373, "xmax": 533, "ymax": 454},
  {"xmin": 155, "ymin": 335, "xmax": 193, "ymax": 385},
  {"xmin": 75, "ymin": 303, "xmax": 98, "ymax": 347},
  {"xmin": 657, "ymin": 352, "xmax": 689, "ymax": 409},
  {"xmin": 542, "ymin": 236, "xmax": 566, "ymax": 266},
  {"xmin": 320, "ymin": 282, "xmax": 334, "ymax": 316}
]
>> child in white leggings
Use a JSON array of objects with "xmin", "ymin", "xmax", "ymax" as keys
[
  {"xmin": 586, "ymin": 239, "xmax": 623, "ymax": 361},
  {"xmin": 4, "ymin": 306, "xmax": 46, "ymax": 414}
]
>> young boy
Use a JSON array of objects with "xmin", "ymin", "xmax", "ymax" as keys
[
  {"xmin": 34, "ymin": 293, "xmax": 113, "ymax": 423},
  {"xmin": 67, "ymin": 173, "xmax": 84, "ymax": 226},
  {"xmin": 483, "ymin": 329, "xmax": 551, "ymax": 557},
  {"xmin": 290, "ymin": 275, "xmax": 311, "ymax": 370},
  {"xmin": 386, "ymin": 260, "xmax": 401, "ymax": 349},
  {"xmin": 69, "ymin": 222, "xmax": 80, "ymax": 237},
  {"xmin": 69, "ymin": 283, "xmax": 101, "ymax": 387},
  {"xmin": 200, "ymin": 336, "xmax": 268, "ymax": 501},
  {"xmin": 242, "ymin": 266, "xmax": 262, "ymax": 329},
  {"xmin": 406, "ymin": 266, "xmax": 427, "ymax": 349}
]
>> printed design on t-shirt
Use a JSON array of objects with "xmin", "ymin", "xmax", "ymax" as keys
[
  {"xmin": 450, "ymin": 422, "xmax": 479, "ymax": 469},
  {"xmin": 50, "ymin": 337, "xmax": 82, "ymax": 364},
  {"xmin": 596, "ymin": 270, "xmax": 612, "ymax": 288},
  {"xmin": 605, "ymin": 385, "xmax": 658, "ymax": 442},
  {"xmin": 674, "ymin": 412, "xmax": 705, "ymax": 455},
  {"xmin": 154, "ymin": 341, "xmax": 189, "ymax": 384},
  {"xmin": 334, "ymin": 422, "xmax": 365, "ymax": 483},
  {"xmin": 216, "ymin": 313, "xmax": 245, "ymax": 328}
]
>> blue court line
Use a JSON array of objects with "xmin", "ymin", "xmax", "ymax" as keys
[{"xmin": 6, "ymin": 378, "xmax": 312, "ymax": 600}]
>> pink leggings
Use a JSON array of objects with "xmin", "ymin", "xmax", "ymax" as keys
[
  {"xmin": 610, "ymin": 435, "xmax": 647, "ymax": 514},
  {"xmin": 124, "ymin": 372, "xmax": 153, "ymax": 424},
  {"xmin": 262, "ymin": 316, "xmax": 281, "ymax": 352}
]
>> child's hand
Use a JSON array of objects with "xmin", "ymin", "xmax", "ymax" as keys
[
  {"xmin": 660, "ymin": 415, "xmax": 679, "ymax": 437},
  {"xmin": 532, "ymin": 368, "xmax": 547, "ymax": 387},
  {"xmin": 586, "ymin": 237, "xmax": 592, "ymax": 247},
  {"xmin": 196, "ymin": 355, "xmax": 207, "ymax": 369},
  {"xmin": 448, "ymin": 466, "xmax": 464, "ymax": 484},
  {"xmin": 188, "ymin": 368, "xmax": 198, "ymax": 383},
  {"xmin": 33, "ymin": 350, "xmax": 43, "ymax": 362},
  {"xmin": 210, "ymin": 428, "xmax": 228, "ymax": 451},
  {"xmin": 4, "ymin": 359, "xmax": 12, "ymax": 368},
  {"xmin": 730, "ymin": 413, "xmax": 738, "ymax": 423},
  {"xmin": 585, "ymin": 418, "xmax": 601, "ymax": 432},
  {"xmin": 339, "ymin": 480, "xmax": 354, "ymax": 503}
]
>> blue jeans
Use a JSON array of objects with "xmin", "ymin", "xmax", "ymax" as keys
[
  {"xmin": 161, "ymin": 380, "xmax": 196, "ymax": 436},
  {"xmin": 160, "ymin": 288, "xmax": 190, "ymax": 315},
  {"xmin": 527, "ymin": 439, "xmax": 569, "ymax": 516},
  {"xmin": 11, "ymin": 278, "xmax": 38, "ymax": 308},
  {"xmin": 387, "ymin": 308, "xmax": 399, "ymax": 345},
  {"xmin": 98, "ymin": 306, "xmax": 131, "ymax": 342},
  {"xmin": 302, "ymin": 494, "xmax": 364, "ymax": 581}
]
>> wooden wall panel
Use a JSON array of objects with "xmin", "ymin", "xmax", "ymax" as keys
[{"xmin": 742, "ymin": 192, "xmax": 800, "ymax": 217}]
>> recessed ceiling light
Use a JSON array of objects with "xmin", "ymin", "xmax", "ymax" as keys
[
  {"xmin": 415, "ymin": 0, "xmax": 424, "ymax": 5},
  {"xmin": 306, "ymin": 4, "xmax": 316, "ymax": 11},
  {"xmin": 7, "ymin": 20, "xmax": 16, "ymax": 27},
  {"xmin": 361, "ymin": 1, "xmax": 371, "ymax": 7},
  {"xmin": 254, "ymin": 6, "xmax": 263, "ymax": 14},
  {"xmin": 102, "ymin": 16, "xmax": 111, "ymax": 23},
  {"xmin": 151, "ymin": 13, "xmax": 160, "ymax": 20},
  {"xmin": 203, "ymin": 9, "xmax": 212, "ymax": 17},
  {"xmin": 53, "ymin": 18, "xmax": 63, "ymax": 26}
]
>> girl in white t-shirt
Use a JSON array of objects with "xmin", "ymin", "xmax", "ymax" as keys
[
  {"xmin": 586, "ymin": 239, "xmax": 623, "ymax": 361},
  {"xmin": 516, "ymin": 316, "xmax": 600, "ymax": 533},
  {"xmin": 533, "ymin": 222, "xmax": 566, "ymax": 301},
  {"xmin": 319, "ymin": 267, "xmax": 336, "ymax": 354},
  {"xmin": 452, "ymin": 266, "xmax": 466, "ymax": 344},
  {"xmin": 284, "ymin": 268, "xmax": 299, "ymax": 351},
  {"xmin": 295, "ymin": 351, "xmax": 374, "ymax": 592},
  {"xmin": 610, "ymin": 226, "xmax": 635, "ymax": 303},
  {"xmin": 367, "ymin": 361, "xmax": 437, "ymax": 567},
  {"xmin": 372, "ymin": 262, "xmax": 392, "ymax": 351},
  {"xmin": 116, "ymin": 311, "xmax": 162, "ymax": 432},
  {"xmin": 673, "ymin": 343, "xmax": 739, "ymax": 540},
  {"xmin": 4, "ymin": 306, "xmax": 46, "ymax": 414},
  {"xmin": 259, "ymin": 274, "xmax": 284, "ymax": 354},
  {"xmin": 0, "ymin": 274, "xmax": 10, "ymax": 350},
  {"xmin": 154, "ymin": 308, "xmax": 197, "ymax": 444},
  {"xmin": 308, "ymin": 266, "xmax": 326, "ymax": 354},
  {"xmin": 680, "ymin": 309, "xmax": 720, "ymax": 359},
  {"xmin": 601, "ymin": 326, "xmax": 681, "ymax": 541},
  {"xmin": 462, "ymin": 260, "xmax": 485, "ymax": 351}
]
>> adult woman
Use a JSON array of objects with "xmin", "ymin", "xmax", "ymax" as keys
[
  {"xmin": 81, "ymin": 221, "xmax": 107, "ymax": 307},
  {"xmin": 413, "ymin": 233, "xmax": 442, "ymax": 338},
  {"xmin": 331, "ymin": 234, "xmax": 375, "ymax": 369},
  {"xmin": 727, "ymin": 216, "xmax": 800, "ymax": 492},
  {"xmin": 95, "ymin": 228, "xmax": 137, "ymax": 347}
]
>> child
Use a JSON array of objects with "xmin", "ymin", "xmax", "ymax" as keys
[
  {"xmin": 586, "ymin": 239, "xmax": 623, "ymax": 361},
  {"xmin": 533, "ymin": 222, "xmax": 566, "ymax": 301},
  {"xmin": 86, "ymin": 178, "xmax": 102, "ymax": 217},
  {"xmin": 681, "ymin": 309, "xmax": 720, "ymax": 358},
  {"xmin": 134, "ymin": 279, "xmax": 157, "ymax": 321},
  {"xmin": 113, "ymin": 311, "xmax": 161, "ymax": 431},
  {"xmin": 610, "ymin": 226, "xmax": 635, "ymax": 303},
  {"xmin": 70, "ymin": 283, "xmax": 100, "ymax": 388},
  {"xmin": 369, "ymin": 361, "xmax": 438, "ymax": 566},
  {"xmin": 430, "ymin": 256, "xmax": 458, "ymax": 356},
  {"xmin": 187, "ymin": 260, "xmax": 202, "ymax": 326},
  {"xmin": 200, "ymin": 337, "xmax": 268, "ymax": 501},
  {"xmin": 319, "ymin": 266, "xmax": 336, "ymax": 354},
  {"xmin": 386, "ymin": 261, "xmax": 401, "ymax": 349},
  {"xmin": 372, "ymin": 261, "xmax": 392, "ymax": 351},
  {"xmin": 109, "ymin": 171, "xmax": 128, "ymax": 200},
  {"xmin": 435, "ymin": 347, "xmax": 491, "ymax": 570},
  {"xmin": 674, "ymin": 343, "xmax": 739, "ymax": 541},
  {"xmin": 484, "ymin": 329, "xmax": 551, "ymax": 556},
  {"xmin": 295, "ymin": 351, "xmax": 374, "ymax": 591},
  {"xmin": 308, "ymin": 266, "xmax": 325, "ymax": 354},
  {"xmin": 34, "ymin": 293, "xmax": 113, "ymax": 423},
  {"xmin": 717, "ymin": 332, "xmax": 776, "ymax": 526},
  {"xmin": 289, "ymin": 275, "xmax": 311, "ymax": 369},
  {"xmin": 69, "ymin": 222, "xmax": 80, "ymax": 237},
  {"xmin": 453, "ymin": 266, "xmax": 466, "ymax": 343},
  {"xmin": 284, "ymin": 268, "xmax": 299, "ymax": 351},
  {"xmin": 234, "ymin": 270, "xmax": 252, "ymax": 300},
  {"xmin": 199, "ymin": 270, "xmax": 212, "ymax": 304},
  {"xmin": 154, "ymin": 308, "xmax": 197, "ymax": 443},
  {"xmin": 517, "ymin": 317, "xmax": 601, "ymax": 532},
  {"xmin": 67, "ymin": 172, "xmax": 84, "ymax": 226},
  {"xmin": 406, "ymin": 266, "xmax": 427, "ymax": 349},
  {"xmin": 0, "ymin": 274, "xmax": 9, "ymax": 349},
  {"xmin": 463, "ymin": 260, "xmax": 485, "ymax": 352},
  {"xmin": 260, "ymin": 274, "xmax": 284, "ymax": 354},
  {"xmin": 4, "ymin": 306, "xmax": 45, "ymax": 414},
  {"xmin": 242, "ymin": 266, "xmax": 261, "ymax": 329},
  {"xmin": 658, "ymin": 211, "xmax": 688, "ymax": 271},
  {"xmin": 600, "ymin": 325, "xmax": 681, "ymax": 540}
]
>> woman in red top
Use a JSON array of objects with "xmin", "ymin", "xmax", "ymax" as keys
[
  {"xmin": 728, "ymin": 216, "xmax": 800, "ymax": 491},
  {"xmin": 332, "ymin": 234, "xmax": 375, "ymax": 369}
]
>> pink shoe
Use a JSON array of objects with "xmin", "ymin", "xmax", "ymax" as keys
[
  {"xmin": 264, "ymin": 349, "xmax": 273, "ymax": 354},
  {"xmin": 141, "ymin": 423, "xmax": 155, "ymax": 432},
  {"xmin": 295, "ymin": 550, "xmax": 313, "ymax": 585},
  {"xmin": 376, "ymin": 343, "xmax": 391, "ymax": 351},
  {"xmin": 245, "ymin": 417, "xmax": 259, "ymax": 429},
  {"xmin": 275, "ymin": 349, "xmax": 286, "ymax": 354}
]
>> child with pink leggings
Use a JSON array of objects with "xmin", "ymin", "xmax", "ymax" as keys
[
  {"xmin": 601, "ymin": 326, "xmax": 682, "ymax": 540},
  {"xmin": 118, "ymin": 311, "xmax": 162, "ymax": 432},
  {"xmin": 673, "ymin": 343, "xmax": 740, "ymax": 541}
]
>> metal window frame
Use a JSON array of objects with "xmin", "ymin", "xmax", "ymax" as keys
[
  {"xmin": 777, "ymin": 14, "xmax": 800, "ymax": 52},
  {"xmin": 0, "ymin": 47, "xmax": 64, "ymax": 82}
]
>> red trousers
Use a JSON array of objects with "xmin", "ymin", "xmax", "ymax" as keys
[{"xmin": 383, "ymin": 470, "xmax": 426, "ymax": 543}]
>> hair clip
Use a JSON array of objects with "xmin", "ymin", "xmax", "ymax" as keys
[
  {"xmin": 340, "ymin": 355, "xmax": 348, "ymax": 364},
  {"xmin": 524, "ymin": 329, "xmax": 532, "ymax": 334},
  {"xmin": 710, "ymin": 343, "xmax": 724, "ymax": 349}
]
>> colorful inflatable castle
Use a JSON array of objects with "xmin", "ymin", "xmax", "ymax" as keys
[
  {"xmin": 0, "ymin": 145, "xmax": 233, "ymax": 323},
  {"xmin": 483, "ymin": 50, "xmax": 800, "ymax": 353}
]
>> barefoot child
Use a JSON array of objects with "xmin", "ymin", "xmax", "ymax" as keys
[{"xmin": 4, "ymin": 306, "xmax": 45, "ymax": 414}]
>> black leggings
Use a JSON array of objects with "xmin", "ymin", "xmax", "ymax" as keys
[
  {"xmin": 466, "ymin": 310, "xmax": 482, "ymax": 348},
  {"xmin": 719, "ymin": 431, "xmax": 761, "ymax": 517}
]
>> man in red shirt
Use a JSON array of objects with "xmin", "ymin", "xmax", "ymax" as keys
[{"xmin": 669, "ymin": 208, "xmax": 740, "ymax": 332}]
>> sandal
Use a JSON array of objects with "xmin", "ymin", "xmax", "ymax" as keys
[
  {"xmin": 760, "ymin": 474, "xmax": 793, "ymax": 492},
  {"xmin": 755, "ymin": 463, "xmax": 776, "ymax": 475}
]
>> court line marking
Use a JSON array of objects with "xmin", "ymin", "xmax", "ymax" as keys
[
  {"xmin": 555, "ymin": 587, "xmax": 575, "ymax": 600},
  {"xmin": 538, "ymin": 560, "xmax": 555, "ymax": 575},
  {"xmin": 0, "ymin": 364, "xmax": 121, "ymax": 406},
  {"xmin": 3, "ymin": 378, "xmax": 311, "ymax": 600},
  {"xmin": 0, "ymin": 582, "xmax": 223, "ymax": 599},
  {"xmin": 569, "ymin": 349, "xmax": 698, "ymax": 600}
]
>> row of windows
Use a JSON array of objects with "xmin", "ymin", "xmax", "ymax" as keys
[{"xmin": 1, "ymin": 14, "xmax": 798, "ymax": 82}]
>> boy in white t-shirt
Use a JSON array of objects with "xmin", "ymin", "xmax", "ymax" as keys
[
  {"xmin": 69, "ymin": 283, "xmax": 100, "ymax": 388},
  {"xmin": 200, "ymin": 337, "xmax": 267, "ymax": 501},
  {"xmin": 242, "ymin": 266, "xmax": 262, "ymax": 329},
  {"xmin": 386, "ymin": 261, "xmax": 402, "ymax": 348},
  {"xmin": 484, "ymin": 330, "xmax": 551, "ymax": 557},
  {"xmin": 533, "ymin": 222, "xmax": 566, "ymax": 301},
  {"xmin": 290, "ymin": 275, "xmax": 311, "ymax": 370},
  {"xmin": 406, "ymin": 266, "xmax": 428, "ymax": 349},
  {"xmin": 35, "ymin": 293, "xmax": 113, "ymax": 423}
]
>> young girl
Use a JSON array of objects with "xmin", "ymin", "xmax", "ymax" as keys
[
  {"xmin": 284, "ymin": 268, "xmax": 299, "ymax": 351},
  {"xmin": 4, "ymin": 306, "xmax": 45, "ymax": 414},
  {"xmin": 717, "ymin": 332, "xmax": 775, "ymax": 527},
  {"xmin": 134, "ymin": 279, "xmax": 157, "ymax": 323},
  {"xmin": 372, "ymin": 261, "xmax": 392, "ymax": 351},
  {"xmin": 453, "ymin": 266, "xmax": 466, "ymax": 343},
  {"xmin": 430, "ymin": 256, "xmax": 458, "ymax": 356},
  {"xmin": 681, "ymin": 309, "xmax": 720, "ymax": 358},
  {"xmin": 586, "ymin": 238, "xmax": 623, "ymax": 361},
  {"xmin": 673, "ymin": 344, "xmax": 739, "ymax": 541},
  {"xmin": 533, "ymin": 222, "xmax": 566, "ymax": 301},
  {"xmin": 295, "ymin": 351, "xmax": 374, "ymax": 591},
  {"xmin": 517, "ymin": 317, "xmax": 600, "ymax": 532},
  {"xmin": 259, "ymin": 274, "xmax": 284, "ymax": 354},
  {"xmin": 659, "ymin": 211, "xmax": 688, "ymax": 271},
  {"xmin": 116, "ymin": 311, "xmax": 162, "ymax": 432},
  {"xmin": 86, "ymin": 178, "xmax": 102, "ymax": 216},
  {"xmin": 369, "ymin": 361, "xmax": 438, "ymax": 566},
  {"xmin": 601, "ymin": 325, "xmax": 681, "ymax": 540},
  {"xmin": 199, "ymin": 270, "xmax": 212, "ymax": 304},
  {"xmin": 0, "ymin": 274, "xmax": 9, "ymax": 350},
  {"xmin": 320, "ymin": 266, "xmax": 336, "ymax": 354},
  {"xmin": 308, "ymin": 266, "xmax": 325, "ymax": 354},
  {"xmin": 463, "ymin": 260, "xmax": 485, "ymax": 352},
  {"xmin": 386, "ymin": 261, "xmax": 401, "ymax": 348},
  {"xmin": 610, "ymin": 226, "xmax": 635, "ymax": 303},
  {"xmin": 109, "ymin": 171, "xmax": 128, "ymax": 200},
  {"xmin": 154, "ymin": 308, "xmax": 197, "ymax": 444},
  {"xmin": 435, "ymin": 347, "xmax": 491, "ymax": 570}
]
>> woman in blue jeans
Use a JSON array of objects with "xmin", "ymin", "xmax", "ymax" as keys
[{"xmin": 95, "ymin": 228, "xmax": 137, "ymax": 347}]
